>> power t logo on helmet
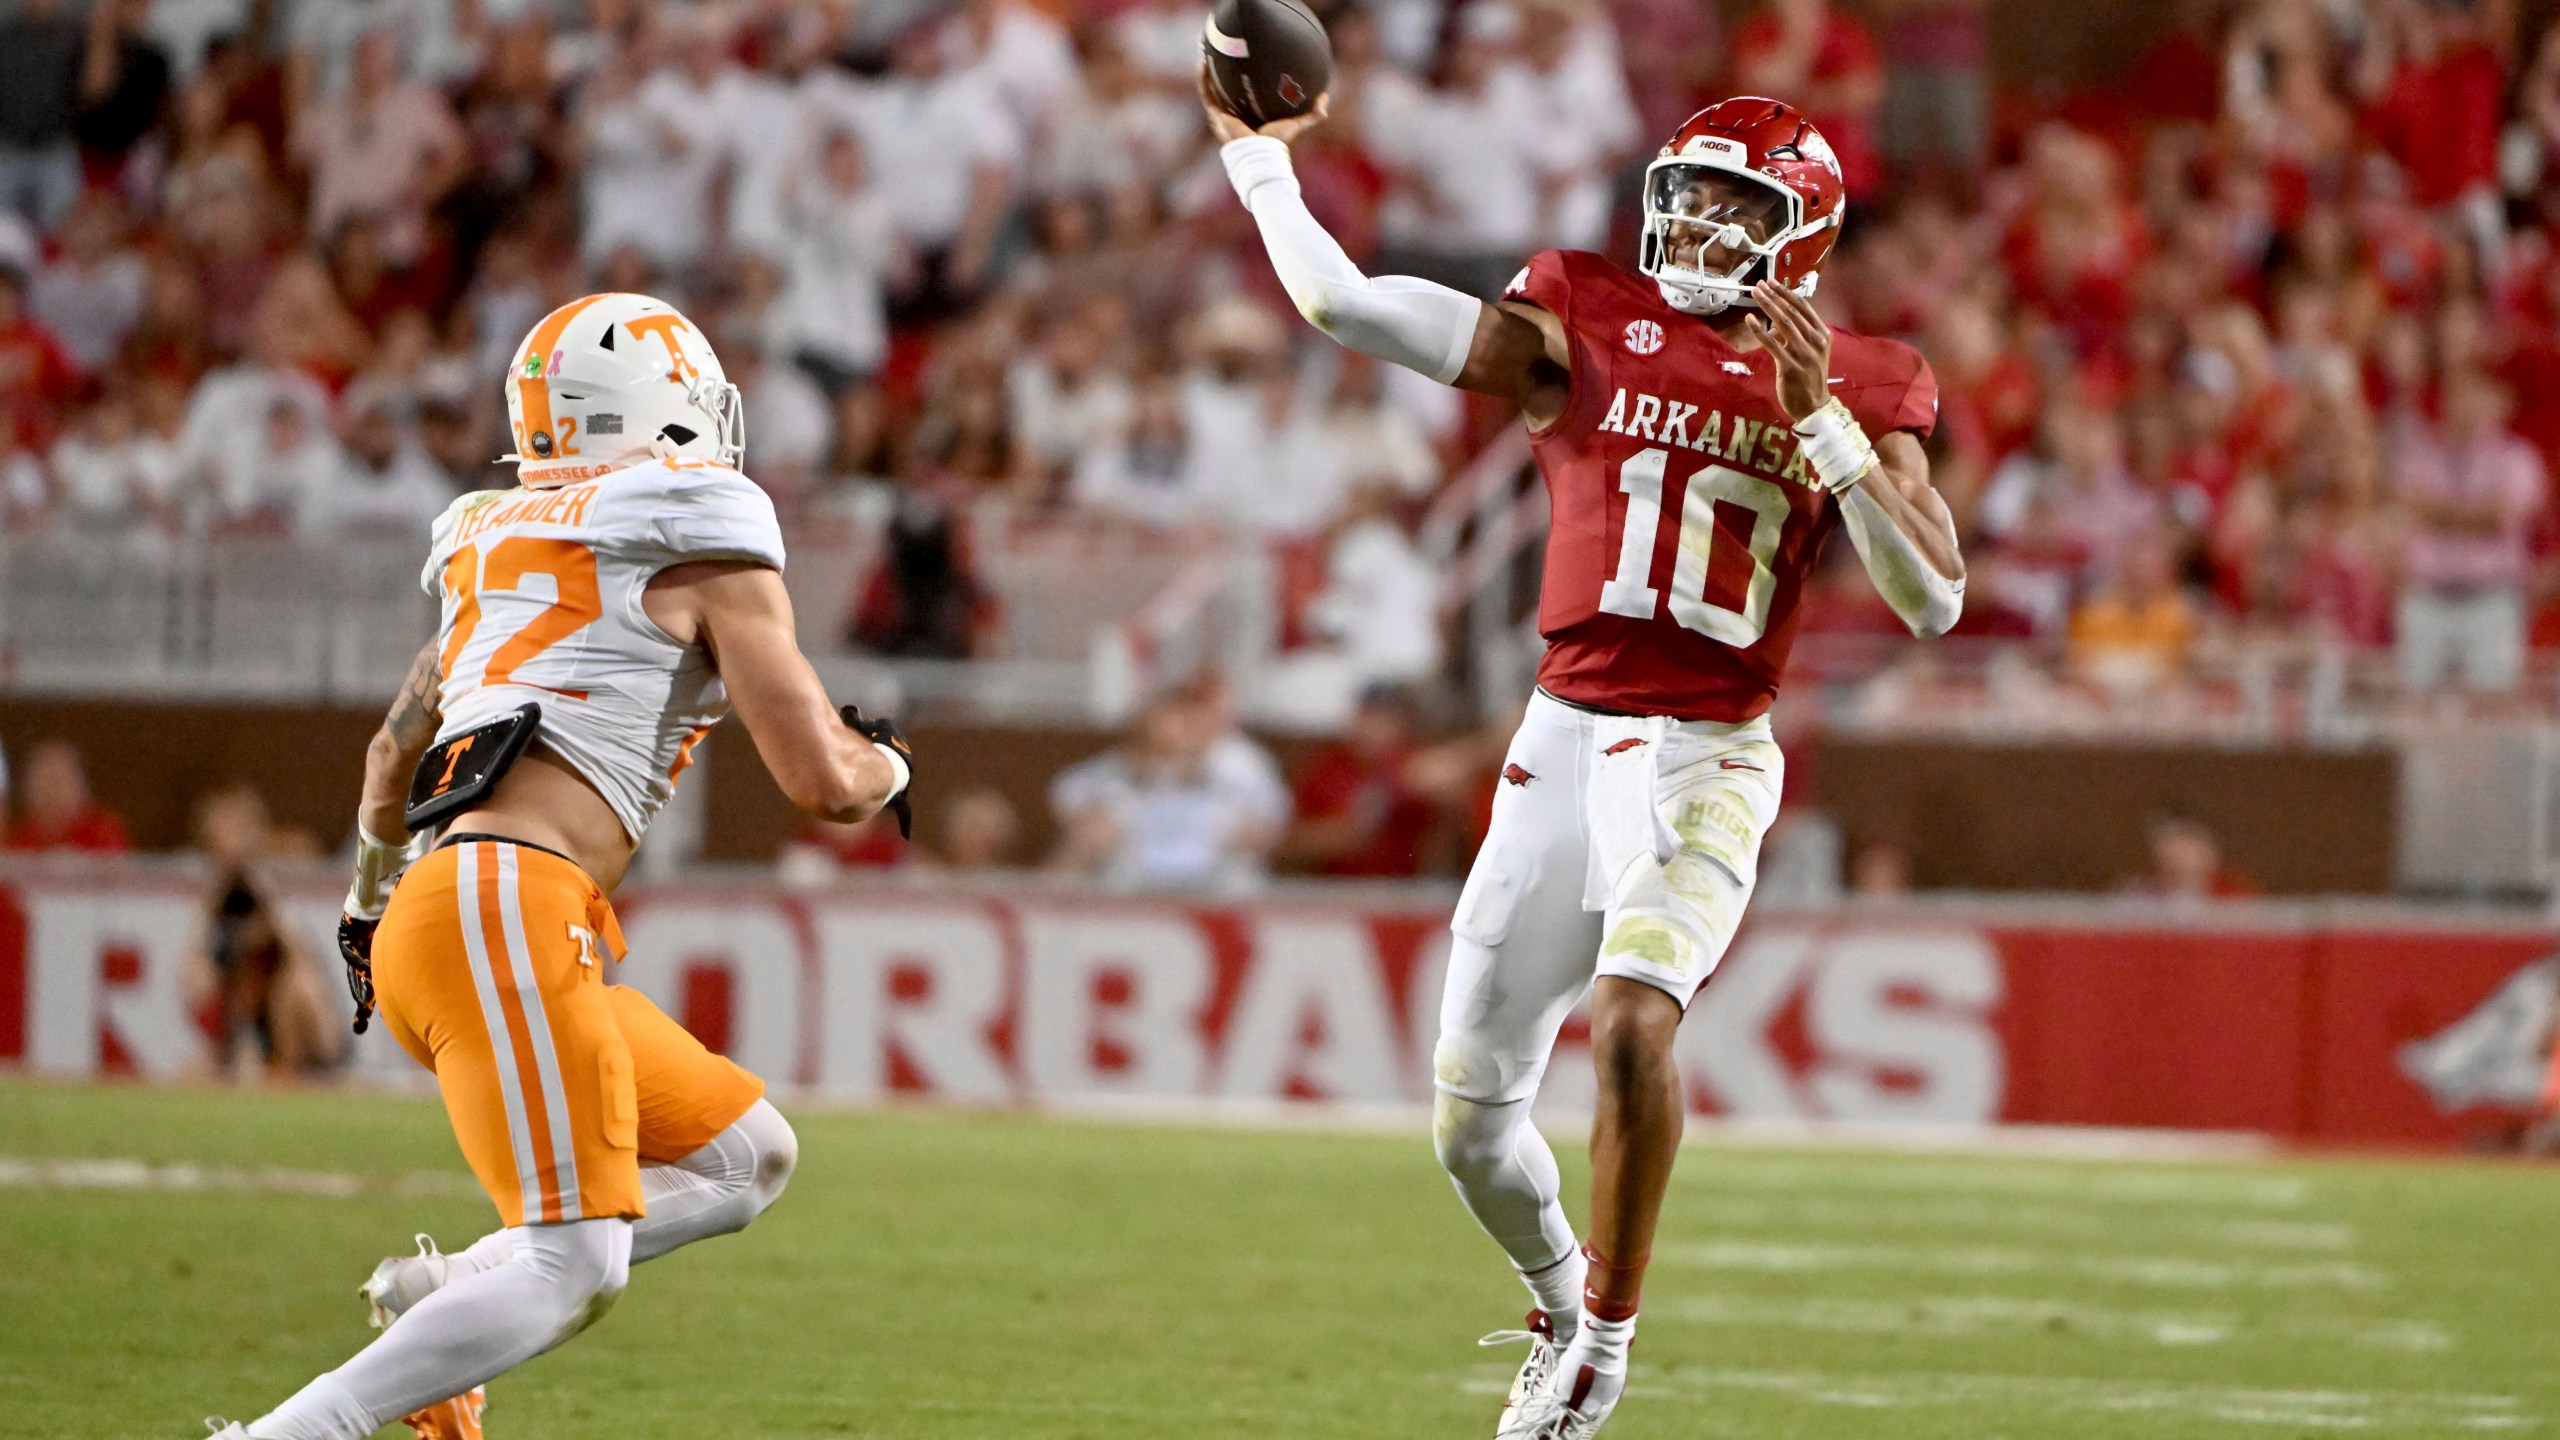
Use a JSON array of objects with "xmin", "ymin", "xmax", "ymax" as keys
[
  {"xmin": 502, "ymin": 293, "xmax": 744, "ymax": 485},
  {"xmin": 1638, "ymin": 97, "xmax": 1847, "ymax": 317}
]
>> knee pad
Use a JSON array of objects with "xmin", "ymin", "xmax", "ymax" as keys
[
  {"xmin": 733, "ymin": 1099, "xmax": 798, "ymax": 1213},
  {"xmin": 1433, "ymin": 1028, "xmax": 1529, "ymax": 1106},
  {"xmin": 1432, "ymin": 1088, "xmax": 1530, "ymax": 1180}
]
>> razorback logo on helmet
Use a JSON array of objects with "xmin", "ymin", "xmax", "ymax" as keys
[{"xmin": 1793, "ymin": 127, "xmax": 1842, "ymax": 179}]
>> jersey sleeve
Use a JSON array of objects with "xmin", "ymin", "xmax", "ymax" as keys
[
  {"xmin": 652, "ymin": 467, "xmax": 788, "ymax": 572},
  {"xmin": 1842, "ymin": 337, "xmax": 1939, "ymax": 442},
  {"xmin": 420, "ymin": 491, "xmax": 503, "ymax": 596},
  {"xmin": 1501, "ymin": 249, "xmax": 1583, "ymax": 327}
]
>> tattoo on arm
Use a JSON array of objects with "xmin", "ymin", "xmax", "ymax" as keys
[{"xmin": 385, "ymin": 642, "xmax": 443, "ymax": 751}]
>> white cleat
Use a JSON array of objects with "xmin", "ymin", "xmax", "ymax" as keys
[
  {"xmin": 1498, "ymin": 1360, "xmax": 1622, "ymax": 1440},
  {"xmin": 204, "ymin": 1420, "xmax": 250, "ymax": 1438},
  {"xmin": 361, "ymin": 1234, "xmax": 452, "ymax": 1329},
  {"xmin": 1479, "ymin": 1310, "xmax": 1564, "ymax": 1423}
]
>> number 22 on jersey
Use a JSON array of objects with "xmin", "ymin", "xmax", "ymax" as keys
[
  {"xmin": 440, "ymin": 537, "xmax": 602, "ymax": 698},
  {"xmin": 1598, "ymin": 449, "xmax": 1793, "ymax": 648}
]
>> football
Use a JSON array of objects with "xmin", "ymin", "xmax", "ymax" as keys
[{"xmin": 1201, "ymin": 0, "xmax": 1332, "ymax": 128}]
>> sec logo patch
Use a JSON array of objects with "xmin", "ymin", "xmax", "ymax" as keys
[{"xmin": 1624, "ymin": 320, "xmax": 1664, "ymax": 356}]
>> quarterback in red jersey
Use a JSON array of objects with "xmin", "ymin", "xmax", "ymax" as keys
[{"xmin": 1209, "ymin": 85, "xmax": 1963, "ymax": 1439}]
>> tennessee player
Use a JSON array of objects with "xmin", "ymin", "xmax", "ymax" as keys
[
  {"xmin": 206, "ymin": 294, "xmax": 913, "ymax": 1440},
  {"xmin": 1205, "ymin": 88, "xmax": 1963, "ymax": 1438}
]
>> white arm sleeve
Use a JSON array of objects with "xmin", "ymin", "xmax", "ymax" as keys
[
  {"xmin": 1220, "ymin": 137, "xmax": 1481, "ymax": 386},
  {"xmin": 1837, "ymin": 479, "xmax": 1965, "ymax": 639}
]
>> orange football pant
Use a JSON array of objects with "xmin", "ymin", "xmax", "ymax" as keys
[{"xmin": 373, "ymin": 838, "xmax": 764, "ymax": 1228}]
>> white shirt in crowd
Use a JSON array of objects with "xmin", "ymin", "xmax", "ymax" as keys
[
  {"xmin": 956, "ymin": 1, "xmax": 1079, "ymax": 136},
  {"xmin": 31, "ymin": 249, "xmax": 147, "ymax": 375},
  {"xmin": 716, "ymin": 67, "xmax": 819, "ymax": 265},
  {"xmin": 1008, "ymin": 357, "xmax": 1135, "ymax": 475},
  {"xmin": 1042, "ymin": 78, "xmax": 1197, "ymax": 197},
  {"xmin": 1049, "ymin": 735, "xmax": 1288, "ymax": 892},
  {"xmin": 770, "ymin": 174, "xmax": 899, "ymax": 377},
  {"xmin": 1365, "ymin": 65, "xmax": 1574, "ymax": 257},
  {"xmin": 297, "ymin": 445, "xmax": 454, "ymax": 539},
  {"xmin": 815, "ymin": 68, "xmax": 1017, "ymax": 252},
  {"xmin": 737, "ymin": 357, "xmax": 835, "ymax": 484},
  {"xmin": 1110, "ymin": 0, "xmax": 1208, "ymax": 86},
  {"xmin": 1180, "ymin": 373, "xmax": 1350, "ymax": 537},
  {"xmin": 48, "ymin": 431, "xmax": 178, "ymax": 532},
  {"xmin": 1304, "ymin": 517, "xmax": 1446, "ymax": 684},
  {"xmin": 580, "ymin": 65, "xmax": 731, "ymax": 267},
  {"xmin": 177, "ymin": 364, "xmax": 333, "ymax": 509},
  {"xmin": 1522, "ymin": 20, "xmax": 1639, "ymax": 250}
]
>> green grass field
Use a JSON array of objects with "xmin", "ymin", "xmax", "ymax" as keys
[{"xmin": 1, "ymin": 1080, "xmax": 2552, "ymax": 1439}]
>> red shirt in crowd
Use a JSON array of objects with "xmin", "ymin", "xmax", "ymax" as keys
[
  {"xmin": 2364, "ymin": 39, "xmax": 2504, "ymax": 207},
  {"xmin": 1291, "ymin": 744, "xmax": 1434, "ymax": 878},
  {"xmin": 0, "ymin": 313, "xmax": 78, "ymax": 452},
  {"xmin": 4, "ymin": 808, "xmax": 132, "ymax": 854},
  {"xmin": 1728, "ymin": 9, "xmax": 1883, "ymax": 196}
]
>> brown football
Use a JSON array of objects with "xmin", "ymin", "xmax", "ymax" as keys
[{"xmin": 1202, "ymin": 0, "xmax": 1332, "ymax": 128}]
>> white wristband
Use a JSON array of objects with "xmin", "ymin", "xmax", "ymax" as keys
[
  {"xmin": 874, "ymin": 742, "xmax": 911, "ymax": 801},
  {"xmin": 1793, "ymin": 397, "xmax": 1880, "ymax": 494},
  {"xmin": 1220, "ymin": 135, "xmax": 1298, "ymax": 210}
]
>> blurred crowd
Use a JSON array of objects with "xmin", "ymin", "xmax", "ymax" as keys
[{"xmin": 4, "ymin": 0, "xmax": 2560, "ymax": 879}]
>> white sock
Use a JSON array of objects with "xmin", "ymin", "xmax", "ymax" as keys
[
  {"xmin": 1522, "ymin": 1249, "xmax": 1586, "ymax": 1341},
  {"xmin": 252, "ymin": 1219, "xmax": 632, "ymax": 1440},
  {"xmin": 1567, "ymin": 1310, "xmax": 1636, "ymax": 1375}
]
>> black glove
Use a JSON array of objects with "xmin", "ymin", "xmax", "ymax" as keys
[
  {"xmin": 338, "ymin": 914, "xmax": 379, "ymax": 1035},
  {"xmin": 840, "ymin": 705, "xmax": 915, "ymax": 839}
]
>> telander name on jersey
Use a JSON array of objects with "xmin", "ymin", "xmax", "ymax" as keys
[
  {"xmin": 1592, "ymin": 386, "xmax": 1817, "ymax": 488},
  {"xmin": 450, "ymin": 483, "xmax": 600, "ymax": 546}
]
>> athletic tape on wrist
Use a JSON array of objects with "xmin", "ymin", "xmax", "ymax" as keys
[
  {"xmin": 345, "ymin": 824, "xmax": 411, "ymax": 920},
  {"xmin": 1793, "ymin": 397, "xmax": 1879, "ymax": 494}
]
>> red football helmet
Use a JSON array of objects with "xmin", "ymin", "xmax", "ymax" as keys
[{"xmin": 1638, "ymin": 97, "xmax": 1847, "ymax": 316}]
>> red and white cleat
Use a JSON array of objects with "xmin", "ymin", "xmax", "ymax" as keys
[
  {"xmin": 1498, "ymin": 1361, "xmax": 1621, "ymax": 1440},
  {"xmin": 1478, "ymin": 1311, "xmax": 1564, "ymax": 1427}
]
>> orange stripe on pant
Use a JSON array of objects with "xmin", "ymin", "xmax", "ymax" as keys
[{"xmin": 374, "ymin": 840, "xmax": 764, "ymax": 1227}]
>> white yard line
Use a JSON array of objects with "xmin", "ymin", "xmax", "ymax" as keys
[
  {"xmin": 1678, "ymin": 1156, "xmax": 2312, "ymax": 1209},
  {"xmin": 1683, "ymin": 1118, "xmax": 2276, "ymax": 1163},
  {"xmin": 0, "ymin": 1155, "xmax": 478, "ymax": 1199},
  {"xmin": 1459, "ymin": 1365, "xmax": 2528, "ymax": 1430},
  {"xmin": 1667, "ymin": 1239, "xmax": 2386, "ymax": 1291},
  {"xmin": 1685, "ymin": 1194, "xmax": 2356, "ymax": 1250},
  {"xmin": 1659, "ymin": 1293, "xmax": 2453, "ymax": 1353}
]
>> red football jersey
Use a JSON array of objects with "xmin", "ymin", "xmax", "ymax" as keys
[{"xmin": 1506, "ymin": 250, "xmax": 1938, "ymax": 721}]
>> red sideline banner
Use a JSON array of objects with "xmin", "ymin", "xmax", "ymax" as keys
[{"xmin": 0, "ymin": 859, "xmax": 2550, "ymax": 1149}]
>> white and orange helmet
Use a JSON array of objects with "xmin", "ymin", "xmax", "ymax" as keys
[{"xmin": 502, "ymin": 292, "xmax": 743, "ymax": 484}]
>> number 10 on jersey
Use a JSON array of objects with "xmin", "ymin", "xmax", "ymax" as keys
[{"xmin": 1598, "ymin": 449, "xmax": 1792, "ymax": 647}]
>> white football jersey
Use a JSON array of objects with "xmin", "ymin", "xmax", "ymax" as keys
[{"xmin": 420, "ymin": 456, "xmax": 786, "ymax": 842}]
